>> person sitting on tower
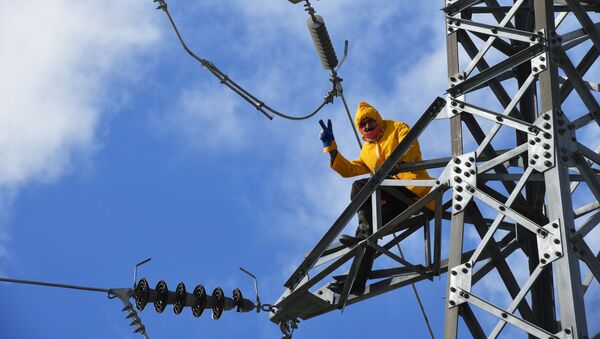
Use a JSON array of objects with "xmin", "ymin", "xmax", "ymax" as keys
[{"xmin": 319, "ymin": 101, "xmax": 433, "ymax": 294}]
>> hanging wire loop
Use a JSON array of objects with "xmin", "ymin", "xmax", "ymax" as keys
[{"xmin": 153, "ymin": 0, "xmax": 336, "ymax": 121}]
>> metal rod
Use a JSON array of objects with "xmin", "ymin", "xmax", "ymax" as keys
[
  {"xmin": 395, "ymin": 242, "xmax": 436, "ymax": 339},
  {"xmin": 340, "ymin": 91, "xmax": 362, "ymax": 150},
  {"xmin": 488, "ymin": 264, "xmax": 545, "ymax": 338},
  {"xmin": 0, "ymin": 277, "xmax": 110, "ymax": 293},
  {"xmin": 240, "ymin": 267, "xmax": 261, "ymax": 308},
  {"xmin": 133, "ymin": 257, "xmax": 151, "ymax": 288}
]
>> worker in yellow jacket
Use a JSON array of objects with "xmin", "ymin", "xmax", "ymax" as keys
[{"xmin": 319, "ymin": 101, "xmax": 432, "ymax": 294}]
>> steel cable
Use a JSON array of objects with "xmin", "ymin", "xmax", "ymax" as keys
[{"xmin": 157, "ymin": 1, "xmax": 333, "ymax": 121}]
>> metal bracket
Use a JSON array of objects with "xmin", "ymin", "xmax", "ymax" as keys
[
  {"xmin": 450, "ymin": 152, "xmax": 477, "ymax": 214},
  {"xmin": 108, "ymin": 288, "xmax": 148, "ymax": 338},
  {"xmin": 556, "ymin": 112, "xmax": 578, "ymax": 167},
  {"xmin": 536, "ymin": 220, "xmax": 564, "ymax": 266},
  {"xmin": 448, "ymin": 262, "xmax": 473, "ymax": 308},
  {"xmin": 446, "ymin": 95, "xmax": 465, "ymax": 118},
  {"xmin": 448, "ymin": 73, "xmax": 467, "ymax": 90},
  {"xmin": 531, "ymin": 52, "xmax": 548, "ymax": 75},
  {"xmin": 528, "ymin": 110, "xmax": 556, "ymax": 172}
]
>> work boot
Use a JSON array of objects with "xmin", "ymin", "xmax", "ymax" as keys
[
  {"xmin": 339, "ymin": 210, "xmax": 372, "ymax": 247},
  {"xmin": 326, "ymin": 249, "xmax": 374, "ymax": 295}
]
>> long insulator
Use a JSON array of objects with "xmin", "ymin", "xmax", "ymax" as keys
[
  {"xmin": 153, "ymin": 280, "xmax": 176, "ymax": 313},
  {"xmin": 134, "ymin": 278, "xmax": 150, "ymax": 311},
  {"xmin": 192, "ymin": 284, "xmax": 207, "ymax": 317},
  {"xmin": 307, "ymin": 15, "xmax": 338, "ymax": 70},
  {"xmin": 173, "ymin": 282, "xmax": 187, "ymax": 315},
  {"xmin": 212, "ymin": 288, "xmax": 225, "ymax": 320},
  {"xmin": 232, "ymin": 288, "xmax": 255, "ymax": 313}
]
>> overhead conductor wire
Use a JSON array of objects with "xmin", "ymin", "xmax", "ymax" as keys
[
  {"xmin": 156, "ymin": 0, "xmax": 432, "ymax": 335},
  {"xmin": 154, "ymin": 0, "xmax": 333, "ymax": 121}
]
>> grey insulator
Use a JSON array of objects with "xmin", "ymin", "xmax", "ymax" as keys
[{"xmin": 307, "ymin": 15, "xmax": 338, "ymax": 70}]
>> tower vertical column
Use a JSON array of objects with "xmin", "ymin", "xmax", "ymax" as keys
[
  {"xmin": 444, "ymin": 1, "xmax": 465, "ymax": 337},
  {"xmin": 534, "ymin": 0, "xmax": 588, "ymax": 337}
]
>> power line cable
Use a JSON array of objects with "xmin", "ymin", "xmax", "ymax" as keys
[
  {"xmin": 154, "ymin": 0, "xmax": 335, "ymax": 121},
  {"xmin": 394, "ymin": 240, "xmax": 436, "ymax": 339}
]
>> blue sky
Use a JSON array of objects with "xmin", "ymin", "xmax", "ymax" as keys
[{"xmin": 0, "ymin": 1, "xmax": 598, "ymax": 338}]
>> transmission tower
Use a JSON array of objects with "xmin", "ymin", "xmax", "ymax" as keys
[
  {"xmin": 273, "ymin": 1, "xmax": 600, "ymax": 338},
  {"xmin": 2, "ymin": 1, "xmax": 598, "ymax": 338}
]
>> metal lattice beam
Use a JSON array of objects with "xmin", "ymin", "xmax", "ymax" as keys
[{"xmin": 271, "ymin": 1, "xmax": 599, "ymax": 338}]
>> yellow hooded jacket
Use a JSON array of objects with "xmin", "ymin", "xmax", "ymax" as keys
[{"xmin": 324, "ymin": 102, "xmax": 433, "ymax": 198}]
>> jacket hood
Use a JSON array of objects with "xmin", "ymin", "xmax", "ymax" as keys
[{"xmin": 354, "ymin": 102, "xmax": 383, "ymax": 130}]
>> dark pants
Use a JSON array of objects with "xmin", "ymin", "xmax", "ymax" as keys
[
  {"xmin": 347, "ymin": 178, "xmax": 416, "ymax": 294},
  {"xmin": 350, "ymin": 178, "xmax": 415, "ymax": 226}
]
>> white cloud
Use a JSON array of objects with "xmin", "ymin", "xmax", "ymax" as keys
[
  {"xmin": 0, "ymin": 0, "xmax": 161, "ymax": 259},
  {"xmin": 156, "ymin": 84, "xmax": 249, "ymax": 151}
]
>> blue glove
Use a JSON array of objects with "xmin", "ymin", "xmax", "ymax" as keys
[{"xmin": 319, "ymin": 119, "xmax": 335, "ymax": 147}]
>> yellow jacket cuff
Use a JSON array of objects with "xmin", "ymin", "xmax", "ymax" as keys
[{"xmin": 323, "ymin": 140, "xmax": 338, "ymax": 153}]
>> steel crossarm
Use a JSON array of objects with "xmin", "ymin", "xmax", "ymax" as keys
[{"xmin": 283, "ymin": 97, "xmax": 445, "ymax": 290}]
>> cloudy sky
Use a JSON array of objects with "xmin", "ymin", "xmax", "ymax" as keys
[{"xmin": 0, "ymin": 0, "xmax": 598, "ymax": 338}]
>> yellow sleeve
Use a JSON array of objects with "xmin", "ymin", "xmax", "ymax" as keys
[
  {"xmin": 396, "ymin": 122, "xmax": 423, "ymax": 163},
  {"xmin": 331, "ymin": 151, "xmax": 370, "ymax": 178}
]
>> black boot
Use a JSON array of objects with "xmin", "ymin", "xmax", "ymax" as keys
[
  {"xmin": 339, "ymin": 210, "xmax": 371, "ymax": 247},
  {"xmin": 326, "ymin": 247, "xmax": 375, "ymax": 295}
]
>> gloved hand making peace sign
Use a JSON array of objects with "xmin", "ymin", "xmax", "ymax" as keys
[
  {"xmin": 319, "ymin": 119, "xmax": 338, "ymax": 154},
  {"xmin": 319, "ymin": 119, "xmax": 334, "ymax": 147}
]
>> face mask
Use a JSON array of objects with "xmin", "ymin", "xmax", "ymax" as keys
[{"xmin": 361, "ymin": 121, "xmax": 383, "ymax": 141}]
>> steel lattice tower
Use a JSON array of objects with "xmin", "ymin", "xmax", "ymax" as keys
[{"xmin": 272, "ymin": 1, "xmax": 600, "ymax": 338}]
